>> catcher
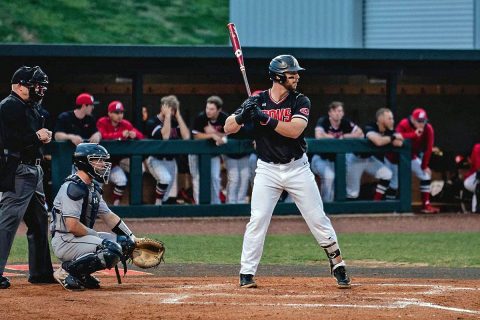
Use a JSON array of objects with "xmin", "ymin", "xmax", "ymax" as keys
[{"xmin": 50, "ymin": 143, "xmax": 164, "ymax": 290}]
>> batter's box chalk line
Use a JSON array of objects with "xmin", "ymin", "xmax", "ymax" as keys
[{"xmin": 117, "ymin": 282, "xmax": 480, "ymax": 316}]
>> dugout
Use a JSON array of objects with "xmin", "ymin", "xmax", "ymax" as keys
[
  {"xmin": 0, "ymin": 44, "xmax": 479, "ymax": 215},
  {"xmin": 0, "ymin": 44, "xmax": 479, "ymax": 153}
]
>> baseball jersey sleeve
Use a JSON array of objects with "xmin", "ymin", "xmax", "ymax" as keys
[
  {"xmin": 342, "ymin": 118, "xmax": 358, "ymax": 134},
  {"xmin": 123, "ymin": 120, "xmax": 145, "ymax": 140},
  {"xmin": 59, "ymin": 183, "xmax": 83, "ymax": 219},
  {"xmin": 315, "ymin": 117, "xmax": 327, "ymax": 134},
  {"xmin": 396, "ymin": 119, "xmax": 417, "ymax": 139},
  {"xmin": 472, "ymin": 144, "xmax": 480, "ymax": 171},
  {"xmin": 97, "ymin": 197, "xmax": 113, "ymax": 217},
  {"xmin": 54, "ymin": 112, "xmax": 70, "ymax": 134},
  {"xmin": 363, "ymin": 124, "xmax": 376, "ymax": 138},
  {"xmin": 192, "ymin": 114, "xmax": 206, "ymax": 135},
  {"xmin": 291, "ymin": 95, "xmax": 311, "ymax": 123}
]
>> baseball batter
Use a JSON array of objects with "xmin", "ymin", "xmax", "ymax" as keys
[
  {"xmin": 51, "ymin": 143, "xmax": 137, "ymax": 290},
  {"xmin": 224, "ymin": 55, "xmax": 351, "ymax": 289}
]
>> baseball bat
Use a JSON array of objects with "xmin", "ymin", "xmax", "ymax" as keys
[{"xmin": 227, "ymin": 23, "xmax": 251, "ymax": 96}]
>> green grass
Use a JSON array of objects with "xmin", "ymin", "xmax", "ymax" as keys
[
  {"xmin": 7, "ymin": 232, "xmax": 480, "ymax": 268},
  {"xmin": 0, "ymin": 0, "xmax": 228, "ymax": 44}
]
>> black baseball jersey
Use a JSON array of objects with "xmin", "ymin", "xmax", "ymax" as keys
[
  {"xmin": 145, "ymin": 115, "xmax": 181, "ymax": 161},
  {"xmin": 315, "ymin": 116, "xmax": 358, "ymax": 161},
  {"xmin": 192, "ymin": 111, "xmax": 228, "ymax": 135},
  {"xmin": 362, "ymin": 122, "xmax": 395, "ymax": 160},
  {"xmin": 54, "ymin": 111, "xmax": 97, "ymax": 139},
  {"xmin": 235, "ymin": 90, "xmax": 310, "ymax": 164}
]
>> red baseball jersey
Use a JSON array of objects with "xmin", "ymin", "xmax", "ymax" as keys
[
  {"xmin": 466, "ymin": 143, "xmax": 480, "ymax": 179},
  {"xmin": 96, "ymin": 117, "xmax": 145, "ymax": 141},
  {"xmin": 396, "ymin": 117, "xmax": 434, "ymax": 170}
]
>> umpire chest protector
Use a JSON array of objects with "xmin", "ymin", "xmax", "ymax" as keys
[{"xmin": 65, "ymin": 174, "xmax": 101, "ymax": 229}]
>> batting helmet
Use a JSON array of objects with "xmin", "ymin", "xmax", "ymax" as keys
[
  {"xmin": 73, "ymin": 143, "xmax": 112, "ymax": 184},
  {"xmin": 268, "ymin": 55, "xmax": 305, "ymax": 83}
]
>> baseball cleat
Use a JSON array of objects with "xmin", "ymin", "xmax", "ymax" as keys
[
  {"xmin": 333, "ymin": 266, "xmax": 351, "ymax": 289},
  {"xmin": 53, "ymin": 267, "xmax": 68, "ymax": 282},
  {"xmin": 0, "ymin": 275, "xmax": 11, "ymax": 289},
  {"xmin": 80, "ymin": 274, "xmax": 101, "ymax": 289},
  {"xmin": 239, "ymin": 274, "xmax": 257, "ymax": 288},
  {"xmin": 421, "ymin": 204, "xmax": 440, "ymax": 214},
  {"xmin": 55, "ymin": 272, "xmax": 85, "ymax": 291}
]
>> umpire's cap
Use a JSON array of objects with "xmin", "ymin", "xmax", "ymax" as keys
[
  {"xmin": 11, "ymin": 66, "xmax": 35, "ymax": 84},
  {"xmin": 268, "ymin": 55, "xmax": 305, "ymax": 83},
  {"xmin": 11, "ymin": 66, "xmax": 48, "ymax": 86}
]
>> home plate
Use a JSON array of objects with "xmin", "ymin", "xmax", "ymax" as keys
[{"xmin": 5, "ymin": 264, "xmax": 152, "ymax": 276}]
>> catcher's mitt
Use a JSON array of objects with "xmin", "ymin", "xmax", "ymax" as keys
[{"xmin": 132, "ymin": 237, "xmax": 165, "ymax": 268}]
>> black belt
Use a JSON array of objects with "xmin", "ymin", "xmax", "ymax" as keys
[
  {"xmin": 20, "ymin": 158, "xmax": 42, "ymax": 166},
  {"xmin": 264, "ymin": 155, "xmax": 302, "ymax": 165}
]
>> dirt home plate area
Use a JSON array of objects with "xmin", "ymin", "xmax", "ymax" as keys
[{"xmin": 5, "ymin": 214, "xmax": 480, "ymax": 319}]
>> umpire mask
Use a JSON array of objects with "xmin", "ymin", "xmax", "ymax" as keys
[{"xmin": 27, "ymin": 66, "xmax": 49, "ymax": 103}]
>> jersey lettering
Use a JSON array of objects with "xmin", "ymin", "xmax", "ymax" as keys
[{"xmin": 262, "ymin": 108, "xmax": 292, "ymax": 122}]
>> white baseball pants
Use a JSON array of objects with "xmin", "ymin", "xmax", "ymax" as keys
[
  {"xmin": 188, "ymin": 155, "xmax": 221, "ymax": 204},
  {"xmin": 240, "ymin": 154, "xmax": 339, "ymax": 275},
  {"xmin": 311, "ymin": 155, "xmax": 335, "ymax": 202},
  {"xmin": 345, "ymin": 154, "xmax": 392, "ymax": 198},
  {"xmin": 224, "ymin": 155, "xmax": 251, "ymax": 204}
]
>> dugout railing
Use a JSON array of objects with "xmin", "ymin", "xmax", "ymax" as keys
[{"xmin": 50, "ymin": 139, "xmax": 411, "ymax": 217}]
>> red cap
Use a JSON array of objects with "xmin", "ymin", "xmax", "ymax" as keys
[
  {"xmin": 108, "ymin": 101, "xmax": 125, "ymax": 113},
  {"xmin": 76, "ymin": 93, "xmax": 97, "ymax": 106},
  {"xmin": 412, "ymin": 108, "xmax": 428, "ymax": 121}
]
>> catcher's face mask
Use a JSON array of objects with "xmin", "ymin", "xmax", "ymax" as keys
[{"xmin": 88, "ymin": 156, "xmax": 112, "ymax": 184}]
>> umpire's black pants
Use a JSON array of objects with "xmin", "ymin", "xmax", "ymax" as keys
[{"xmin": 0, "ymin": 164, "xmax": 53, "ymax": 278}]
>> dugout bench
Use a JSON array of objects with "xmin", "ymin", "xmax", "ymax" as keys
[{"xmin": 50, "ymin": 139, "xmax": 411, "ymax": 218}]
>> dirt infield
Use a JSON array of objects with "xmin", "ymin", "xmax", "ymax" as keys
[
  {"xmin": 1, "ymin": 276, "xmax": 480, "ymax": 320},
  {"xmin": 7, "ymin": 213, "xmax": 480, "ymax": 319}
]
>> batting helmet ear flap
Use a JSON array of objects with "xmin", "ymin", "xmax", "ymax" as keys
[{"xmin": 269, "ymin": 71, "xmax": 287, "ymax": 84}]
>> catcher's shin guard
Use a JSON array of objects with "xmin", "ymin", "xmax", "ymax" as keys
[{"xmin": 62, "ymin": 240, "xmax": 122, "ymax": 277}]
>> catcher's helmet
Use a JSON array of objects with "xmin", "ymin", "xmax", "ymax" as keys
[
  {"xmin": 11, "ymin": 66, "xmax": 49, "ymax": 102},
  {"xmin": 73, "ymin": 143, "xmax": 112, "ymax": 184},
  {"xmin": 268, "ymin": 55, "xmax": 305, "ymax": 83}
]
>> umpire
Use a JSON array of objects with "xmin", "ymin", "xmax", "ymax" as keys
[{"xmin": 0, "ymin": 66, "xmax": 54, "ymax": 289}]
